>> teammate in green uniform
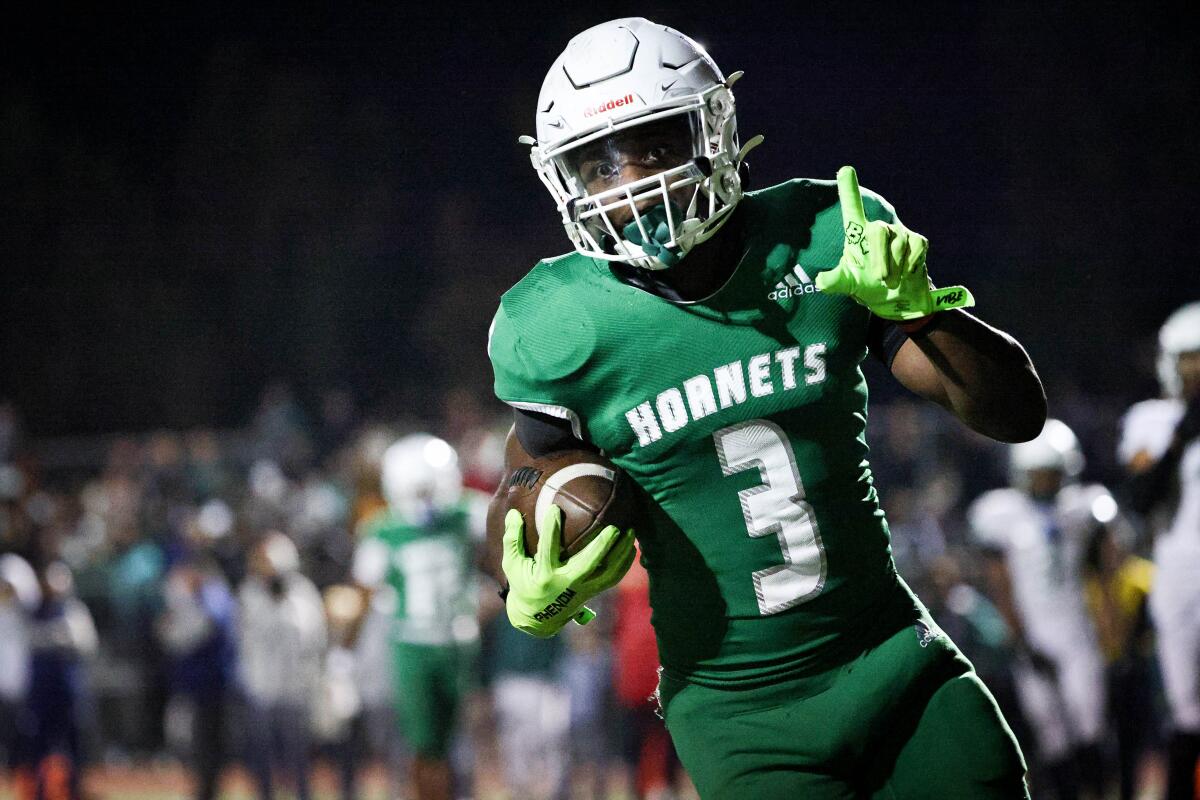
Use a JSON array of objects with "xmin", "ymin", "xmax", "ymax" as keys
[
  {"xmin": 487, "ymin": 18, "xmax": 1047, "ymax": 799},
  {"xmin": 352, "ymin": 433, "xmax": 482, "ymax": 800}
]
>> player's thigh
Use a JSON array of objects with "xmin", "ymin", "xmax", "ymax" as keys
[
  {"xmin": 664, "ymin": 678, "xmax": 854, "ymax": 800},
  {"xmin": 877, "ymin": 671, "xmax": 1029, "ymax": 800}
]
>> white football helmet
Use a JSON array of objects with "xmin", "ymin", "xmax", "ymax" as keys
[
  {"xmin": 524, "ymin": 17, "xmax": 762, "ymax": 270},
  {"xmin": 381, "ymin": 433, "xmax": 463, "ymax": 524},
  {"xmin": 1008, "ymin": 418, "xmax": 1085, "ymax": 490},
  {"xmin": 1157, "ymin": 300, "xmax": 1200, "ymax": 398}
]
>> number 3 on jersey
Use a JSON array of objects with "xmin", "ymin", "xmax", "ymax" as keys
[{"xmin": 714, "ymin": 420, "xmax": 827, "ymax": 615}]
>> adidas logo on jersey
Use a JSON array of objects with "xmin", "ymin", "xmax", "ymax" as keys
[
  {"xmin": 913, "ymin": 622, "xmax": 939, "ymax": 649},
  {"xmin": 768, "ymin": 264, "xmax": 820, "ymax": 302}
]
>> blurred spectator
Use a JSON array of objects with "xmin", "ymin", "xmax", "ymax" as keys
[
  {"xmin": 612, "ymin": 549, "xmax": 681, "ymax": 800},
  {"xmin": 1083, "ymin": 518, "xmax": 1162, "ymax": 800},
  {"xmin": 347, "ymin": 426, "xmax": 393, "ymax": 530},
  {"xmin": 251, "ymin": 381, "xmax": 313, "ymax": 475},
  {"xmin": 14, "ymin": 561, "xmax": 98, "ymax": 800},
  {"xmin": 0, "ymin": 554, "xmax": 40, "ymax": 770},
  {"xmin": 456, "ymin": 416, "xmax": 508, "ymax": 496},
  {"xmin": 315, "ymin": 387, "xmax": 358, "ymax": 464},
  {"xmin": 141, "ymin": 431, "xmax": 189, "ymax": 547},
  {"xmin": 485, "ymin": 614, "xmax": 568, "ymax": 800},
  {"xmin": 349, "ymin": 582, "xmax": 402, "ymax": 767},
  {"xmin": 157, "ymin": 558, "xmax": 236, "ymax": 800},
  {"xmin": 289, "ymin": 470, "xmax": 351, "ymax": 589},
  {"xmin": 237, "ymin": 531, "xmax": 327, "ymax": 800},
  {"xmin": 0, "ymin": 379, "xmax": 1177, "ymax": 799},
  {"xmin": 1, "ymin": 464, "xmax": 36, "ymax": 561},
  {"xmin": 561, "ymin": 615, "xmax": 614, "ymax": 800},
  {"xmin": 240, "ymin": 459, "xmax": 292, "ymax": 536},
  {"xmin": 313, "ymin": 583, "xmax": 367, "ymax": 800},
  {"xmin": 185, "ymin": 430, "xmax": 233, "ymax": 503}
]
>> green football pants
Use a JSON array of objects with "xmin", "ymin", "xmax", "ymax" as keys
[
  {"xmin": 662, "ymin": 618, "xmax": 1029, "ymax": 799},
  {"xmin": 391, "ymin": 641, "xmax": 476, "ymax": 758}
]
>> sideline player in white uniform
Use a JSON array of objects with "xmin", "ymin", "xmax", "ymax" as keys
[
  {"xmin": 969, "ymin": 419, "xmax": 1109, "ymax": 799},
  {"xmin": 1118, "ymin": 300, "xmax": 1200, "ymax": 800}
]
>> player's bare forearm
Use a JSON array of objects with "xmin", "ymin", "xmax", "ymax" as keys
[
  {"xmin": 483, "ymin": 425, "xmax": 525, "ymax": 588},
  {"xmin": 891, "ymin": 310, "xmax": 1046, "ymax": 442},
  {"xmin": 485, "ymin": 480, "xmax": 509, "ymax": 589}
]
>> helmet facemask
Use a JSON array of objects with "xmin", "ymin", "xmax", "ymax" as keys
[{"xmin": 530, "ymin": 81, "xmax": 749, "ymax": 271}]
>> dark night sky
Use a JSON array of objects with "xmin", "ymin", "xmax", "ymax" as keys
[{"xmin": 3, "ymin": 3, "xmax": 1198, "ymax": 436}]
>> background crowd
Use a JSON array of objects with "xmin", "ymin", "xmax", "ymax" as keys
[
  {"xmin": 0, "ymin": 356, "xmax": 1179, "ymax": 798},
  {"xmin": 4, "ymin": 5, "xmax": 1199, "ymax": 800}
]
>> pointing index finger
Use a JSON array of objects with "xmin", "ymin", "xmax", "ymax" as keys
[{"xmin": 837, "ymin": 165, "xmax": 867, "ymax": 230}]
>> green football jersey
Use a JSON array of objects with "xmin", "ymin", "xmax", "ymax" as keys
[
  {"xmin": 489, "ymin": 179, "xmax": 920, "ymax": 686},
  {"xmin": 355, "ymin": 507, "xmax": 480, "ymax": 647}
]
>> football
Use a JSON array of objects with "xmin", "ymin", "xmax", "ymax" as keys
[{"xmin": 503, "ymin": 447, "xmax": 635, "ymax": 561}]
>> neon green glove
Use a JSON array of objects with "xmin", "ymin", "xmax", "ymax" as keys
[
  {"xmin": 815, "ymin": 166, "xmax": 974, "ymax": 322},
  {"xmin": 502, "ymin": 504, "xmax": 636, "ymax": 638}
]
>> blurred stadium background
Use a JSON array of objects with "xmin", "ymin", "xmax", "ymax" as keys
[{"xmin": 2, "ymin": 3, "xmax": 1197, "ymax": 799}]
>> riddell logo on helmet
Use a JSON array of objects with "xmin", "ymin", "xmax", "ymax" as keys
[{"xmin": 583, "ymin": 94, "xmax": 636, "ymax": 118}]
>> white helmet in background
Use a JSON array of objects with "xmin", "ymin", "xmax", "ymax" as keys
[
  {"xmin": 381, "ymin": 434, "xmax": 463, "ymax": 523},
  {"xmin": 0, "ymin": 552, "xmax": 41, "ymax": 611},
  {"xmin": 1157, "ymin": 300, "xmax": 1200, "ymax": 398},
  {"xmin": 1008, "ymin": 418, "xmax": 1085, "ymax": 490},
  {"xmin": 525, "ymin": 17, "xmax": 762, "ymax": 270}
]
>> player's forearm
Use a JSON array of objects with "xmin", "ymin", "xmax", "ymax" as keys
[
  {"xmin": 484, "ymin": 488, "xmax": 509, "ymax": 588},
  {"xmin": 912, "ymin": 311, "xmax": 1046, "ymax": 442},
  {"xmin": 483, "ymin": 426, "xmax": 526, "ymax": 589}
]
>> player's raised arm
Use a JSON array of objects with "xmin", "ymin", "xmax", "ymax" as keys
[
  {"xmin": 816, "ymin": 166, "xmax": 1046, "ymax": 442},
  {"xmin": 816, "ymin": 166, "xmax": 969, "ymax": 314},
  {"xmin": 889, "ymin": 309, "xmax": 1047, "ymax": 443}
]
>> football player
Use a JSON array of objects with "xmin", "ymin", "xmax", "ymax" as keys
[
  {"xmin": 351, "ymin": 434, "xmax": 483, "ymax": 800},
  {"xmin": 1118, "ymin": 300, "xmax": 1200, "ymax": 800},
  {"xmin": 487, "ymin": 18, "xmax": 1046, "ymax": 798},
  {"xmin": 968, "ymin": 419, "xmax": 1109, "ymax": 798}
]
